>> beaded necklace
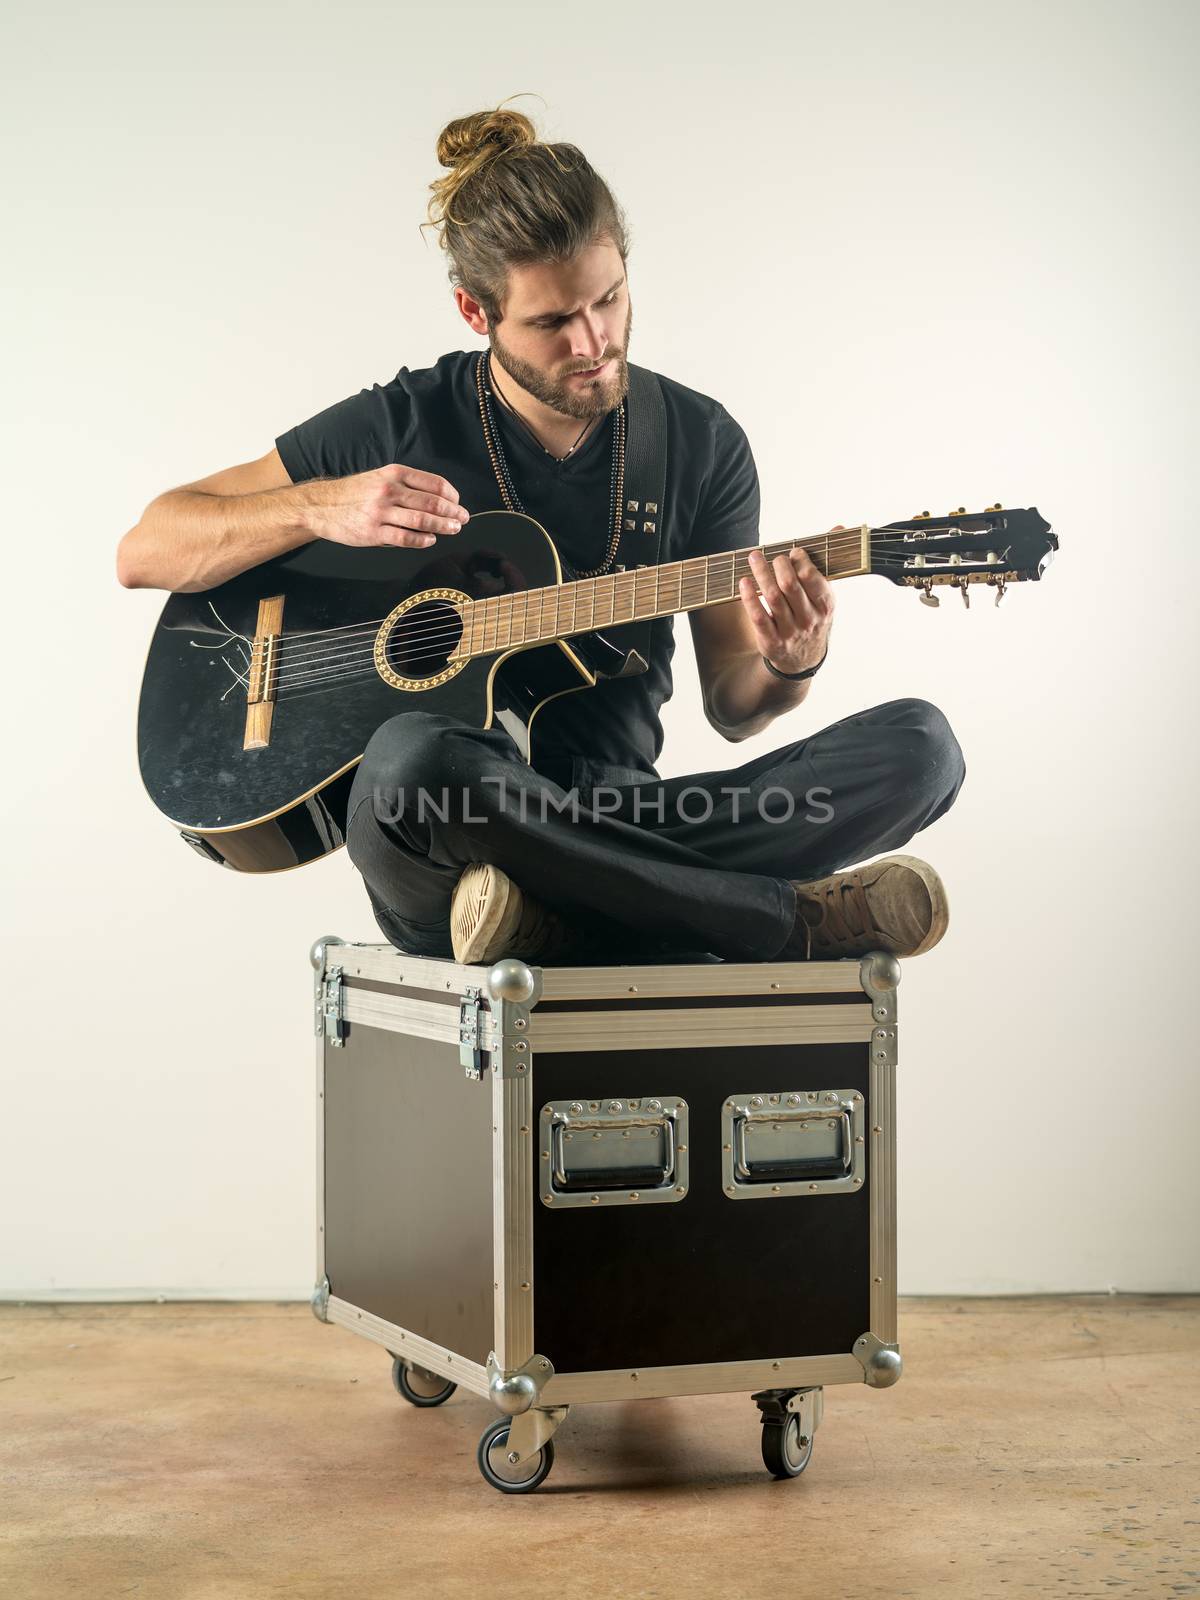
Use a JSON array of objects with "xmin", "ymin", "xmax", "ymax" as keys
[
  {"xmin": 489, "ymin": 364, "xmax": 595, "ymax": 460},
  {"xmin": 474, "ymin": 350, "xmax": 627, "ymax": 579}
]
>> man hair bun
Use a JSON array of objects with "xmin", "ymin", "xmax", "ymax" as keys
[
  {"xmin": 436, "ymin": 106, "xmax": 537, "ymax": 172},
  {"xmin": 427, "ymin": 101, "xmax": 542, "ymax": 236}
]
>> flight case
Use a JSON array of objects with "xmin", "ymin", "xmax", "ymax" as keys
[{"xmin": 309, "ymin": 936, "xmax": 902, "ymax": 1493}]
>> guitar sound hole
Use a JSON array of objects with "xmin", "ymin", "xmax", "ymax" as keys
[{"xmin": 384, "ymin": 599, "xmax": 464, "ymax": 681}]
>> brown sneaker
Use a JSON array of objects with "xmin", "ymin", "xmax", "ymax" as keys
[
  {"xmin": 782, "ymin": 854, "xmax": 949, "ymax": 960},
  {"xmin": 450, "ymin": 863, "xmax": 573, "ymax": 965}
]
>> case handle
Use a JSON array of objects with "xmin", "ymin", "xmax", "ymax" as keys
[
  {"xmin": 538, "ymin": 1097, "xmax": 690, "ymax": 1209},
  {"xmin": 721, "ymin": 1090, "xmax": 865, "ymax": 1200}
]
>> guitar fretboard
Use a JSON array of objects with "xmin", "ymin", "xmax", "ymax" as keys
[{"xmin": 457, "ymin": 528, "xmax": 870, "ymax": 658}]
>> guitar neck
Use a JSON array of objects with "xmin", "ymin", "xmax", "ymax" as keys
[{"xmin": 458, "ymin": 526, "xmax": 873, "ymax": 659}]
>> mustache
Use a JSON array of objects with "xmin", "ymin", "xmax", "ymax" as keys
[{"xmin": 561, "ymin": 352, "xmax": 624, "ymax": 376}]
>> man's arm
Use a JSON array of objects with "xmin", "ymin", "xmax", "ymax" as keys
[
  {"xmin": 690, "ymin": 539, "xmax": 837, "ymax": 742},
  {"xmin": 682, "ymin": 404, "xmax": 833, "ymax": 742},
  {"xmin": 117, "ymin": 448, "xmax": 308, "ymax": 592},
  {"xmin": 116, "ymin": 448, "xmax": 469, "ymax": 593}
]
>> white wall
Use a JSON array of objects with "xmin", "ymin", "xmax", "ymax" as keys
[{"xmin": 3, "ymin": 0, "xmax": 1197, "ymax": 1298}]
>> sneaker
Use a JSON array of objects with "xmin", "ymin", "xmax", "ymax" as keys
[
  {"xmin": 450, "ymin": 863, "xmax": 573, "ymax": 965},
  {"xmin": 781, "ymin": 853, "xmax": 949, "ymax": 960}
]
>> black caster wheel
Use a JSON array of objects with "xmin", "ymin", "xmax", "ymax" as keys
[
  {"xmin": 476, "ymin": 1418, "xmax": 555, "ymax": 1494},
  {"xmin": 761, "ymin": 1414, "xmax": 815, "ymax": 1479},
  {"xmin": 389, "ymin": 1355, "xmax": 457, "ymax": 1407}
]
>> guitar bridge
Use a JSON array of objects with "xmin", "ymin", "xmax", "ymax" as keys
[{"xmin": 244, "ymin": 594, "xmax": 284, "ymax": 750}]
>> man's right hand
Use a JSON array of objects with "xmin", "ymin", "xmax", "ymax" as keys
[
  {"xmin": 304, "ymin": 464, "xmax": 469, "ymax": 549},
  {"xmin": 118, "ymin": 449, "xmax": 473, "ymax": 594}
]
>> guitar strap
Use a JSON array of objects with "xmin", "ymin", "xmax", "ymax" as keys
[
  {"xmin": 623, "ymin": 361, "xmax": 668, "ymax": 570},
  {"xmin": 596, "ymin": 360, "xmax": 667, "ymax": 668}
]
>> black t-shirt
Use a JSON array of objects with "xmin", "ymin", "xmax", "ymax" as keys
[{"xmin": 275, "ymin": 350, "xmax": 759, "ymax": 775}]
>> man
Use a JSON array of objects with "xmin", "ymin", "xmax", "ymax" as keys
[{"xmin": 117, "ymin": 105, "xmax": 966, "ymax": 968}]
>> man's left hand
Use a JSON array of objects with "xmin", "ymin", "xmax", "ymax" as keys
[{"xmin": 738, "ymin": 528, "xmax": 841, "ymax": 674}]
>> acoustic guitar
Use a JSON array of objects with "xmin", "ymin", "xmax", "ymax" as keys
[{"xmin": 136, "ymin": 504, "xmax": 1057, "ymax": 871}]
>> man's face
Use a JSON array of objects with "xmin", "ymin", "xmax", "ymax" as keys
[{"xmin": 487, "ymin": 238, "xmax": 632, "ymax": 420}]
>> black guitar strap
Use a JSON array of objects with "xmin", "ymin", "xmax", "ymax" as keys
[
  {"xmin": 622, "ymin": 362, "xmax": 667, "ymax": 575},
  {"xmin": 576, "ymin": 360, "xmax": 665, "ymax": 672}
]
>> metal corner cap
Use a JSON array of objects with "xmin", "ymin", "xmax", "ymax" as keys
[
  {"xmin": 860, "ymin": 950, "xmax": 901, "ymax": 996},
  {"xmin": 486, "ymin": 958, "xmax": 538, "ymax": 1005},
  {"xmin": 310, "ymin": 934, "xmax": 344, "ymax": 971},
  {"xmin": 310, "ymin": 1277, "xmax": 331, "ymax": 1323},
  {"xmin": 853, "ymin": 1331, "xmax": 903, "ymax": 1387},
  {"xmin": 486, "ymin": 1350, "xmax": 555, "ymax": 1414}
]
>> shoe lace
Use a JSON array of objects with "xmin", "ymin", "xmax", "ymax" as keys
[{"xmin": 813, "ymin": 876, "xmax": 877, "ymax": 944}]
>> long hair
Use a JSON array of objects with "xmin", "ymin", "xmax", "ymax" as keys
[{"xmin": 424, "ymin": 100, "xmax": 630, "ymax": 324}]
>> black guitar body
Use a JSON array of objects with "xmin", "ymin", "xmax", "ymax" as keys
[
  {"xmin": 137, "ymin": 511, "xmax": 648, "ymax": 872},
  {"xmin": 138, "ymin": 500, "xmax": 1058, "ymax": 874}
]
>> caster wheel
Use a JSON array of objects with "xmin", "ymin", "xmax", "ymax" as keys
[
  {"xmin": 477, "ymin": 1418, "xmax": 555, "ymax": 1494},
  {"xmin": 761, "ymin": 1413, "xmax": 814, "ymax": 1479},
  {"xmin": 390, "ymin": 1356, "xmax": 457, "ymax": 1407}
]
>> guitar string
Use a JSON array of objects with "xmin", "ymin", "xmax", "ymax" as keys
[
  {"xmin": 257, "ymin": 528, "xmax": 903, "ymax": 645},
  {"xmin": 263, "ymin": 564, "xmax": 926, "ymax": 674},
  {"xmin": 239, "ymin": 550, "xmax": 967, "ymax": 684},
  {"xmin": 257, "ymin": 562, "xmax": 1000, "ymax": 697},
  {"xmin": 241, "ymin": 539, "xmax": 953, "ymax": 680},
  {"xmin": 248, "ymin": 550, "xmax": 987, "ymax": 689},
  {"xmin": 218, "ymin": 516, "xmax": 1004, "ymax": 698},
  {"xmin": 261, "ymin": 548, "xmax": 918, "ymax": 663},
  {"xmin": 250, "ymin": 556, "xmax": 942, "ymax": 691},
  {"xmin": 230, "ymin": 526, "xmax": 963, "ymax": 654},
  {"xmin": 264, "ymin": 572, "xmax": 1010, "ymax": 701}
]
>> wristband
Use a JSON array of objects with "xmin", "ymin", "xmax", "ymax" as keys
[{"xmin": 761, "ymin": 644, "xmax": 828, "ymax": 681}]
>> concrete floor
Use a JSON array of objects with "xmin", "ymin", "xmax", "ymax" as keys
[{"xmin": 1, "ymin": 1296, "xmax": 1196, "ymax": 1599}]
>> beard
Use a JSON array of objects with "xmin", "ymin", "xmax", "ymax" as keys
[{"xmin": 489, "ymin": 300, "xmax": 633, "ymax": 421}]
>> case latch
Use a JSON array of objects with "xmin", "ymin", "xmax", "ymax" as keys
[
  {"xmin": 319, "ymin": 965, "xmax": 345, "ymax": 1048},
  {"xmin": 459, "ymin": 986, "xmax": 487, "ymax": 1080}
]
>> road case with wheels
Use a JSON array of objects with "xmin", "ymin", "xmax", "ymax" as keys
[{"xmin": 309, "ymin": 936, "xmax": 902, "ymax": 1493}]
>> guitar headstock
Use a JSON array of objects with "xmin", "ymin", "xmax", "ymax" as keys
[{"xmin": 870, "ymin": 504, "xmax": 1057, "ymax": 607}]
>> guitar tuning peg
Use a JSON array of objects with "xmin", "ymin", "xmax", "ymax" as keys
[
  {"xmin": 919, "ymin": 579, "xmax": 940, "ymax": 608},
  {"xmin": 959, "ymin": 577, "xmax": 970, "ymax": 609},
  {"xmin": 955, "ymin": 506, "xmax": 966, "ymax": 515}
]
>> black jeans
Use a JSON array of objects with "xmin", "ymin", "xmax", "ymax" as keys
[{"xmin": 344, "ymin": 697, "xmax": 966, "ymax": 964}]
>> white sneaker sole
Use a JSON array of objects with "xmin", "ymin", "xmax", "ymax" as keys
[
  {"xmin": 869, "ymin": 853, "xmax": 950, "ymax": 957},
  {"xmin": 450, "ymin": 863, "xmax": 516, "ymax": 965}
]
